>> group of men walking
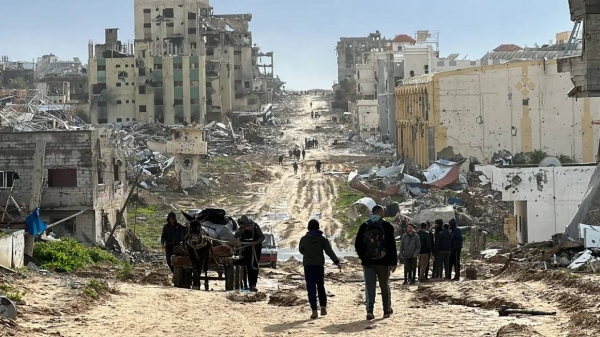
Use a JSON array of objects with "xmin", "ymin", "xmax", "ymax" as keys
[{"xmin": 399, "ymin": 218, "xmax": 463, "ymax": 284}]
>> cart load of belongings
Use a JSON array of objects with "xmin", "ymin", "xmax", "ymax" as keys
[{"xmin": 197, "ymin": 208, "xmax": 238, "ymax": 258}]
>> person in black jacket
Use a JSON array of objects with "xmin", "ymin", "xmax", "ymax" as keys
[
  {"xmin": 234, "ymin": 215, "xmax": 265, "ymax": 292},
  {"xmin": 431, "ymin": 219, "xmax": 443, "ymax": 278},
  {"xmin": 433, "ymin": 224, "xmax": 454, "ymax": 279},
  {"xmin": 354, "ymin": 205, "xmax": 398, "ymax": 320},
  {"xmin": 417, "ymin": 223, "xmax": 433, "ymax": 282},
  {"xmin": 449, "ymin": 218, "xmax": 464, "ymax": 281},
  {"xmin": 160, "ymin": 212, "xmax": 186, "ymax": 273}
]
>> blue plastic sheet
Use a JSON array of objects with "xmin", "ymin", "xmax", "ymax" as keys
[{"xmin": 25, "ymin": 208, "xmax": 48, "ymax": 236}]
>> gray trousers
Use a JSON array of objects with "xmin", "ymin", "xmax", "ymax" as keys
[{"xmin": 362, "ymin": 265, "xmax": 391, "ymax": 313}]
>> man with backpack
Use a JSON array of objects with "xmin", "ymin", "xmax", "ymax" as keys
[{"xmin": 354, "ymin": 205, "xmax": 398, "ymax": 321}]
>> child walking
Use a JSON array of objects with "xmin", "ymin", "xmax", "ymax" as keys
[{"xmin": 299, "ymin": 219, "xmax": 341, "ymax": 319}]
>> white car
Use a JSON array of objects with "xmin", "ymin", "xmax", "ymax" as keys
[{"xmin": 260, "ymin": 233, "xmax": 278, "ymax": 269}]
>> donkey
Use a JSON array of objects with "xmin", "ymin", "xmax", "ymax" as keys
[{"xmin": 182, "ymin": 211, "xmax": 213, "ymax": 291}]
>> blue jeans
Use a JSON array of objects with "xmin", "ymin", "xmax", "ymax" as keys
[
  {"xmin": 362, "ymin": 265, "xmax": 391, "ymax": 313},
  {"xmin": 304, "ymin": 265, "xmax": 327, "ymax": 310}
]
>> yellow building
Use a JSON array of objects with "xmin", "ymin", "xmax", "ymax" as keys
[{"xmin": 395, "ymin": 60, "xmax": 600, "ymax": 168}]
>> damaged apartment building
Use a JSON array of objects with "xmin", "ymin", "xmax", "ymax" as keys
[
  {"xmin": 35, "ymin": 54, "xmax": 88, "ymax": 110},
  {"xmin": 88, "ymin": 0, "xmax": 274, "ymax": 125},
  {"xmin": 394, "ymin": 33, "xmax": 597, "ymax": 168},
  {"xmin": 0, "ymin": 129, "xmax": 128, "ymax": 244}
]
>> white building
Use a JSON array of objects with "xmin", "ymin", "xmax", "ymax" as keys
[{"xmin": 478, "ymin": 164, "xmax": 596, "ymax": 244}]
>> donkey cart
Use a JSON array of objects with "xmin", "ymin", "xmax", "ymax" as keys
[{"xmin": 171, "ymin": 249, "xmax": 243, "ymax": 291}]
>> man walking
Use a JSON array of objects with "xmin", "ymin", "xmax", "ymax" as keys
[
  {"xmin": 355, "ymin": 205, "xmax": 397, "ymax": 320},
  {"xmin": 400, "ymin": 223, "xmax": 420, "ymax": 285},
  {"xmin": 302, "ymin": 149, "xmax": 306, "ymax": 160},
  {"xmin": 293, "ymin": 162, "xmax": 299, "ymax": 175},
  {"xmin": 417, "ymin": 223, "xmax": 433, "ymax": 282},
  {"xmin": 234, "ymin": 215, "xmax": 265, "ymax": 292},
  {"xmin": 315, "ymin": 160, "xmax": 322, "ymax": 173},
  {"xmin": 160, "ymin": 212, "xmax": 186, "ymax": 273},
  {"xmin": 449, "ymin": 218, "xmax": 463, "ymax": 281},
  {"xmin": 299, "ymin": 219, "xmax": 341, "ymax": 319},
  {"xmin": 278, "ymin": 155, "xmax": 284, "ymax": 165},
  {"xmin": 434, "ymin": 223, "xmax": 454, "ymax": 279}
]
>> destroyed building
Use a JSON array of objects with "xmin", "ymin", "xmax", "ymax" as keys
[
  {"xmin": 478, "ymin": 163, "xmax": 596, "ymax": 244},
  {"xmin": 88, "ymin": 0, "xmax": 277, "ymax": 125},
  {"xmin": 395, "ymin": 36, "xmax": 595, "ymax": 168},
  {"xmin": 0, "ymin": 56, "xmax": 35, "ymax": 88},
  {"xmin": 35, "ymin": 54, "xmax": 88, "ymax": 105},
  {"xmin": 0, "ymin": 129, "xmax": 128, "ymax": 244}
]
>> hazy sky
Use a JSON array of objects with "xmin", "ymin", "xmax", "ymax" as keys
[{"xmin": 0, "ymin": 0, "xmax": 573, "ymax": 90}]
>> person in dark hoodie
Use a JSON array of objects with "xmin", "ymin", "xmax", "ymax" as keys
[
  {"xmin": 434, "ymin": 223, "xmax": 454, "ymax": 279},
  {"xmin": 235, "ymin": 215, "xmax": 265, "ymax": 292},
  {"xmin": 355, "ymin": 205, "xmax": 398, "ymax": 320},
  {"xmin": 431, "ymin": 219, "xmax": 443, "ymax": 278},
  {"xmin": 449, "ymin": 218, "xmax": 463, "ymax": 281},
  {"xmin": 160, "ymin": 212, "xmax": 186, "ymax": 273},
  {"xmin": 417, "ymin": 223, "xmax": 433, "ymax": 282},
  {"xmin": 299, "ymin": 219, "xmax": 341, "ymax": 319}
]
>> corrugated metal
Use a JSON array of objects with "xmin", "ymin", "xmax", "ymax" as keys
[{"xmin": 422, "ymin": 160, "xmax": 461, "ymax": 188}]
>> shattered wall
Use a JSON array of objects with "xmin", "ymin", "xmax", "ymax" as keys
[
  {"xmin": 357, "ymin": 100, "xmax": 379, "ymax": 139},
  {"xmin": 396, "ymin": 60, "xmax": 600, "ymax": 168},
  {"xmin": 479, "ymin": 164, "xmax": 595, "ymax": 243}
]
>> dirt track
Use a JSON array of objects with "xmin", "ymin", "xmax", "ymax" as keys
[{"xmin": 8, "ymin": 95, "xmax": 600, "ymax": 337}]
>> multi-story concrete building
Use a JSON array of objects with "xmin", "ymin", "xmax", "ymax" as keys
[
  {"xmin": 395, "ymin": 57, "xmax": 600, "ymax": 168},
  {"xmin": 0, "ymin": 130, "xmax": 128, "ymax": 244},
  {"xmin": 336, "ymin": 31, "xmax": 390, "ymax": 83},
  {"xmin": 35, "ymin": 54, "xmax": 88, "ymax": 105},
  {"xmin": 88, "ymin": 0, "xmax": 270, "ymax": 124}
]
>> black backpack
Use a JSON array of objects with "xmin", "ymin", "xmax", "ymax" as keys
[{"xmin": 363, "ymin": 219, "xmax": 387, "ymax": 259}]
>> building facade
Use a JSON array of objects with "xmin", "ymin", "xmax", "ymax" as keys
[
  {"xmin": 0, "ymin": 130, "xmax": 128, "ymax": 244},
  {"xmin": 478, "ymin": 164, "xmax": 595, "ymax": 244},
  {"xmin": 395, "ymin": 59, "xmax": 600, "ymax": 168}
]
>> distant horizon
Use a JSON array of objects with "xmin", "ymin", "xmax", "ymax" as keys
[{"xmin": 0, "ymin": 0, "xmax": 573, "ymax": 90}]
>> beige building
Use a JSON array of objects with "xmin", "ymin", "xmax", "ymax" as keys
[{"xmin": 395, "ymin": 59, "xmax": 600, "ymax": 168}]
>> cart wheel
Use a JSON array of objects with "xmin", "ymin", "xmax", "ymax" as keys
[
  {"xmin": 271, "ymin": 261, "xmax": 277, "ymax": 269},
  {"xmin": 183, "ymin": 269, "xmax": 192, "ymax": 289},
  {"xmin": 173, "ymin": 267, "xmax": 184, "ymax": 288}
]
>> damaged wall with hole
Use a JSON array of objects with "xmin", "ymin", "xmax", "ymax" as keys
[
  {"xmin": 477, "ymin": 164, "xmax": 595, "ymax": 243},
  {"xmin": 396, "ymin": 60, "xmax": 600, "ymax": 168},
  {"xmin": 166, "ymin": 127, "xmax": 207, "ymax": 189},
  {"xmin": 0, "ymin": 129, "xmax": 128, "ymax": 244}
]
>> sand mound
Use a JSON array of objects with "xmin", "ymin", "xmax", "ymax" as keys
[
  {"xmin": 226, "ymin": 291, "xmax": 267, "ymax": 303},
  {"xmin": 416, "ymin": 284, "xmax": 519, "ymax": 310},
  {"xmin": 496, "ymin": 323, "xmax": 542, "ymax": 337},
  {"xmin": 268, "ymin": 292, "xmax": 307, "ymax": 307}
]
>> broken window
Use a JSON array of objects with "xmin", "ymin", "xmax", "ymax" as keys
[
  {"xmin": 0, "ymin": 171, "xmax": 15, "ymax": 188},
  {"xmin": 188, "ymin": 12, "xmax": 196, "ymax": 19},
  {"xmin": 139, "ymin": 105, "xmax": 147, "ymax": 113},
  {"xmin": 114, "ymin": 163, "xmax": 121, "ymax": 184},
  {"xmin": 173, "ymin": 63, "xmax": 183, "ymax": 69},
  {"xmin": 143, "ymin": 8, "xmax": 151, "ymax": 13},
  {"xmin": 166, "ymin": 22, "xmax": 174, "ymax": 28},
  {"xmin": 116, "ymin": 83, "xmax": 122, "ymax": 87},
  {"xmin": 154, "ymin": 63, "xmax": 163, "ymax": 70},
  {"xmin": 244, "ymin": 81, "xmax": 250, "ymax": 89},
  {"xmin": 98, "ymin": 167, "xmax": 104, "ymax": 184},
  {"xmin": 117, "ymin": 100, "xmax": 122, "ymax": 104},
  {"xmin": 190, "ymin": 43, "xmax": 197, "ymax": 50},
  {"xmin": 155, "ymin": 99, "xmax": 164, "ymax": 105},
  {"xmin": 144, "ymin": 23, "xmax": 151, "ymax": 28},
  {"xmin": 117, "ymin": 118, "xmax": 123, "ymax": 123},
  {"xmin": 523, "ymin": 98, "xmax": 529, "ymax": 106},
  {"xmin": 98, "ymin": 118, "xmax": 108, "ymax": 124},
  {"xmin": 97, "ymin": 65, "xmax": 106, "ymax": 71},
  {"xmin": 139, "ymin": 67, "xmax": 146, "ymax": 76},
  {"xmin": 188, "ymin": 28, "xmax": 197, "ymax": 35},
  {"xmin": 78, "ymin": 83, "xmax": 83, "ymax": 89},
  {"xmin": 98, "ymin": 101, "xmax": 107, "ymax": 107},
  {"xmin": 48, "ymin": 169, "xmax": 77, "ymax": 188},
  {"xmin": 174, "ymin": 99, "xmax": 183, "ymax": 106},
  {"xmin": 139, "ymin": 86, "xmax": 146, "ymax": 94},
  {"xmin": 234, "ymin": 65, "xmax": 241, "ymax": 70},
  {"xmin": 234, "ymin": 50, "xmax": 242, "ymax": 55},
  {"xmin": 116, "ymin": 64, "xmax": 121, "ymax": 68},
  {"xmin": 174, "ymin": 81, "xmax": 183, "ymax": 87},
  {"xmin": 163, "ymin": 8, "xmax": 174, "ymax": 18},
  {"xmin": 190, "ymin": 98, "xmax": 199, "ymax": 105},
  {"xmin": 152, "ymin": 81, "xmax": 163, "ymax": 88}
]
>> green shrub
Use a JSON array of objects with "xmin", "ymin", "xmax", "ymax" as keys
[
  {"xmin": 0, "ymin": 283, "xmax": 27, "ymax": 302},
  {"xmin": 33, "ymin": 238, "xmax": 118, "ymax": 272}
]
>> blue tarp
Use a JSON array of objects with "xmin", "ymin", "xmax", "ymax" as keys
[{"xmin": 25, "ymin": 208, "xmax": 48, "ymax": 236}]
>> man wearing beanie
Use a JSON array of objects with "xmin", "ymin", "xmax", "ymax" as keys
[
  {"xmin": 449, "ymin": 218, "xmax": 463, "ymax": 281},
  {"xmin": 299, "ymin": 219, "xmax": 341, "ymax": 319}
]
